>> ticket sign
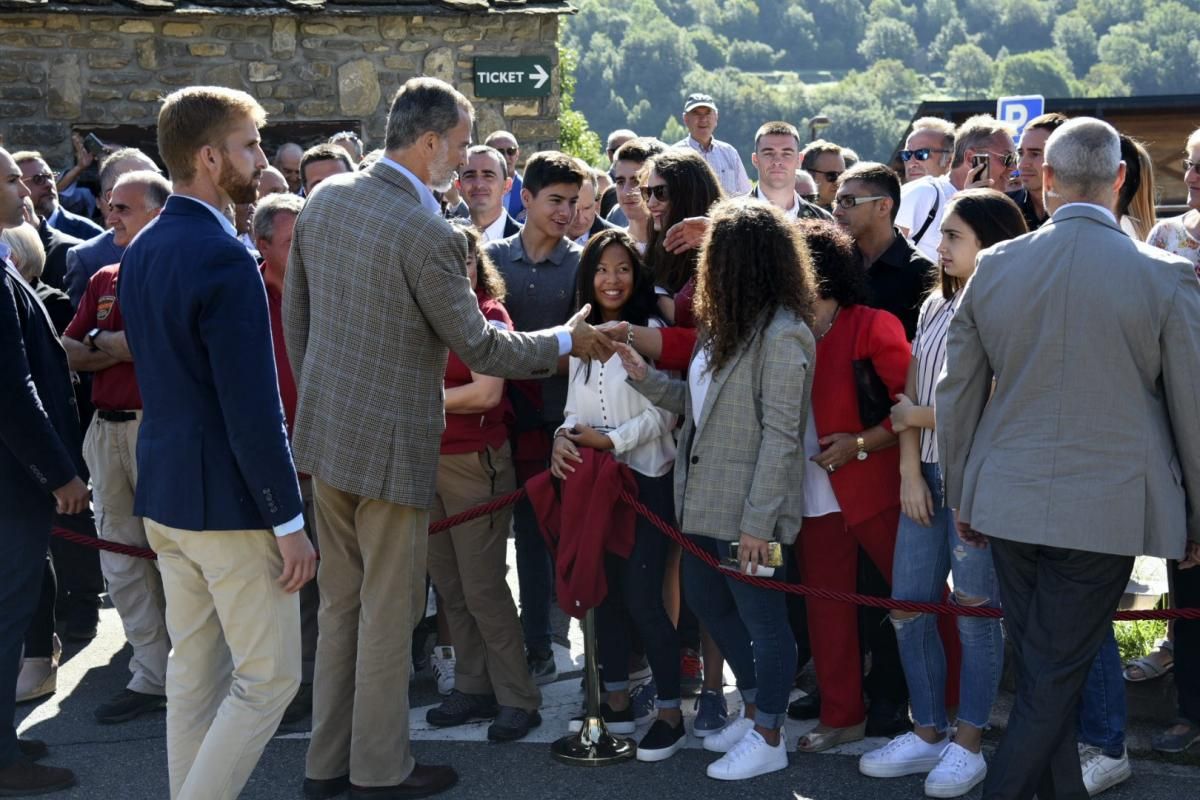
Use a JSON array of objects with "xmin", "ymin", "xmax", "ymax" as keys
[
  {"xmin": 473, "ymin": 57, "xmax": 553, "ymax": 98},
  {"xmin": 996, "ymin": 95, "xmax": 1045, "ymax": 141}
]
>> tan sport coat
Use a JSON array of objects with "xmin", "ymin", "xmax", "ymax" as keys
[
  {"xmin": 632, "ymin": 309, "xmax": 815, "ymax": 544},
  {"xmin": 284, "ymin": 162, "xmax": 560, "ymax": 508},
  {"xmin": 936, "ymin": 204, "xmax": 1200, "ymax": 559}
]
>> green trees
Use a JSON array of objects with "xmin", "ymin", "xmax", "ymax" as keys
[{"xmin": 559, "ymin": 0, "xmax": 1199, "ymax": 165}]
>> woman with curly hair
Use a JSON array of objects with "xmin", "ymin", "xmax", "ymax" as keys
[
  {"xmin": 423, "ymin": 223, "xmax": 544, "ymax": 742},
  {"xmin": 617, "ymin": 199, "xmax": 816, "ymax": 780},
  {"xmin": 790, "ymin": 219, "xmax": 914, "ymax": 755}
]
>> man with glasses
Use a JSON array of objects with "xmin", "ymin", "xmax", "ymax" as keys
[
  {"xmin": 750, "ymin": 122, "xmax": 831, "ymax": 221},
  {"xmin": 13, "ymin": 152, "xmax": 103, "ymax": 241},
  {"xmin": 898, "ymin": 118, "xmax": 955, "ymax": 183},
  {"xmin": 801, "ymin": 139, "xmax": 847, "ymax": 210},
  {"xmin": 485, "ymin": 130, "xmax": 526, "ymax": 222},
  {"xmin": 834, "ymin": 162, "xmax": 935, "ymax": 341},
  {"xmin": 673, "ymin": 93, "xmax": 751, "ymax": 197},
  {"xmin": 896, "ymin": 114, "xmax": 1017, "ymax": 262}
]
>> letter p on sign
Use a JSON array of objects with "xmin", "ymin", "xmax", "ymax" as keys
[{"xmin": 996, "ymin": 95, "xmax": 1045, "ymax": 142}]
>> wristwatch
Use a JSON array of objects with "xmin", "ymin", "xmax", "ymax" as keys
[
  {"xmin": 85, "ymin": 328, "xmax": 102, "ymax": 352},
  {"xmin": 855, "ymin": 436, "xmax": 868, "ymax": 461}
]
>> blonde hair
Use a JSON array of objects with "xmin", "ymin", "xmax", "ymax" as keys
[
  {"xmin": 156, "ymin": 86, "xmax": 266, "ymax": 182},
  {"xmin": 1187, "ymin": 127, "xmax": 1200, "ymax": 152},
  {"xmin": 1, "ymin": 222, "xmax": 46, "ymax": 281}
]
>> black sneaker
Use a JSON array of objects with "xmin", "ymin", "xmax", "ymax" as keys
[
  {"xmin": 568, "ymin": 702, "xmax": 636, "ymax": 735},
  {"xmin": 94, "ymin": 688, "xmax": 167, "ymax": 724},
  {"xmin": 526, "ymin": 649, "xmax": 558, "ymax": 686},
  {"xmin": 0, "ymin": 757, "xmax": 76, "ymax": 795},
  {"xmin": 636, "ymin": 719, "xmax": 685, "ymax": 762},
  {"xmin": 302, "ymin": 774, "xmax": 350, "ymax": 799},
  {"xmin": 281, "ymin": 682, "xmax": 313, "ymax": 726},
  {"xmin": 487, "ymin": 706, "xmax": 542, "ymax": 742},
  {"xmin": 425, "ymin": 690, "xmax": 498, "ymax": 727}
]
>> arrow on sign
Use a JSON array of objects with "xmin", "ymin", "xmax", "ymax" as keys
[{"xmin": 530, "ymin": 64, "xmax": 549, "ymax": 90}]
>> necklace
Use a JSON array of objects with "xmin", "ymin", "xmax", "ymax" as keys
[{"xmin": 814, "ymin": 305, "xmax": 840, "ymax": 341}]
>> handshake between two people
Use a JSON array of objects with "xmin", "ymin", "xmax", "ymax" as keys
[{"xmin": 564, "ymin": 304, "xmax": 635, "ymax": 363}]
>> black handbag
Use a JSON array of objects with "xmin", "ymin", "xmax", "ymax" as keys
[{"xmin": 852, "ymin": 358, "xmax": 891, "ymax": 428}]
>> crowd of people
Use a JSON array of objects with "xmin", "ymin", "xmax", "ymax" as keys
[{"xmin": 1, "ymin": 75, "xmax": 1198, "ymax": 800}]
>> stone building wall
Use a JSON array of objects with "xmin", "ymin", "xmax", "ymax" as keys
[{"xmin": 0, "ymin": 11, "xmax": 561, "ymax": 166}]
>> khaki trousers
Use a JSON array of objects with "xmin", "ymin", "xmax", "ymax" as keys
[
  {"xmin": 82, "ymin": 412, "xmax": 169, "ymax": 694},
  {"xmin": 428, "ymin": 443, "xmax": 539, "ymax": 709},
  {"xmin": 306, "ymin": 479, "xmax": 428, "ymax": 787},
  {"xmin": 146, "ymin": 519, "xmax": 301, "ymax": 800}
]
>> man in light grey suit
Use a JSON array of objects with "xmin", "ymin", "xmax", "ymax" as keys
[
  {"xmin": 937, "ymin": 118, "xmax": 1200, "ymax": 800},
  {"xmin": 285, "ymin": 78, "xmax": 606, "ymax": 800}
]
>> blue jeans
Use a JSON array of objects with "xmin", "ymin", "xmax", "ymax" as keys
[
  {"xmin": 512, "ymin": 496, "xmax": 553, "ymax": 655},
  {"xmin": 1077, "ymin": 628, "xmax": 1126, "ymax": 757},
  {"xmin": 892, "ymin": 462, "xmax": 1003, "ymax": 731},
  {"xmin": 682, "ymin": 535, "xmax": 795, "ymax": 730},
  {"xmin": 595, "ymin": 472, "xmax": 681, "ymax": 708}
]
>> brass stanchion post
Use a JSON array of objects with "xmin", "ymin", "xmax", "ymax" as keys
[{"xmin": 550, "ymin": 608, "xmax": 636, "ymax": 765}]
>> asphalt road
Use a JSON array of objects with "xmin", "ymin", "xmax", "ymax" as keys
[{"xmin": 16, "ymin": 602, "xmax": 1200, "ymax": 800}]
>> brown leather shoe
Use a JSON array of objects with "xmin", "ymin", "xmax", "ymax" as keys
[
  {"xmin": 348, "ymin": 764, "xmax": 458, "ymax": 799},
  {"xmin": 0, "ymin": 756, "xmax": 76, "ymax": 795},
  {"xmin": 16, "ymin": 739, "xmax": 48, "ymax": 762}
]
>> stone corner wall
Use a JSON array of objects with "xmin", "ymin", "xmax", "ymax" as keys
[{"xmin": 0, "ymin": 11, "xmax": 562, "ymax": 168}]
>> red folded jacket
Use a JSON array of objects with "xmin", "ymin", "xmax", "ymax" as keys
[{"xmin": 525, "ymin": 449, "xmax": 639, "ymax": 619}]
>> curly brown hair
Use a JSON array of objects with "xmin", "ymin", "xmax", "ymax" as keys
[
  {"xmin": 453, "ymin": 222, "xmax": 506, "ymax": 302},
  {"xmin": 693, "ymin": 199, "xmax": 817, "ymax": 374}
]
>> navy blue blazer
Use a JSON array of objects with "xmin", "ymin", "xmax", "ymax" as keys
[
  {"xmin": 118, "ymin": 195, "xmax": 303, "ymax": 532},
  {"xmin": 64, "ymin": 229, "xmax": 124, "ymax": 308},
  {"xmin": 37, "ymin": 217, "xmax": 83, "ymax": 292},
  {"xmin": 0, "ymin": 265, "xmax": 80, "ymax": 516},
  {"xmin": 50, "ymin": 206, "xmax": 104, "ymax": 241}
]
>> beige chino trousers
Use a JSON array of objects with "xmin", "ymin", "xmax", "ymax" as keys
[{"xmin": 146, "ymin": 520, "xmax": 301, "ymax": 800}]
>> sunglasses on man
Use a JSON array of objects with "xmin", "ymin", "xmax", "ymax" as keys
[
  {"xmin": 493, "ymin": 147, "xmax": 519, "ymax": 157},
  {"xmin": 814, "ymin": 170, "xmax": 842, "ymax": 184},
  {"xmin": 978, "ymin": 151, "xmax": 1018, "ymax": 169},
  {"xmin": 899, "ymin": 148, "xmax": 951, "ymax": 162},
  {"xmin": 833, "ymin": 194, "xmax": 887, "ymax": 210},
  {"xmin": 22, "ymin": 172, "xmax": 56, "ymax": 187},
  {"xmin": 639, "ymin": 185, "xmax": 669, "ymax": 202}
]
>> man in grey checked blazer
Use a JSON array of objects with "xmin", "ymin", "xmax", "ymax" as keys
[
  {"xmin": 937, "ymin": 118, "xmax": 1200, "ymax": 800},
  {"xmin": 284, "ymin": 78, "xmax": 605, "ymax": 799}
]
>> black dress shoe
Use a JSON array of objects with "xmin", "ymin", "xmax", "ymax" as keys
[
  {"xmin": 17, "ymin": 739, "xmax": 48, "ymax": 762},
  {"xmin": 425, "ymin": 690, "xmax": 497, "ymax": 727},
  {"xmin": 787, "ymin": 689, "xmax": 821, "ymax": 720},
  {"xmin": 487, "ymin": 707, "xmax": 541, "ymax": 742},
  {"xmin": 0, "ymin": 756, "xmax": 76, "ymax": 795},
  {"xmin": 94, "ymin": 688, "xmax": 167, "ymax": 724},
  {"xmin": 282, "ymin": 683, "xmax": 314, "ymax": 726},
  {"xmin": 303, "ymin": 774, "xmax": 350, "ymax": 799},
  {"xmin": 349, "ymin": 764, "xmax": 457, "ymax": 799}
]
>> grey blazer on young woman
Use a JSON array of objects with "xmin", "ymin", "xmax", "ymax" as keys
[
  {"xmin": 631, "ymin": 309, "xmax": 815, "ymax": 544},
  {"xmin": 937, "ymin": 204, "xmax": 1200, "ymax": 559}
]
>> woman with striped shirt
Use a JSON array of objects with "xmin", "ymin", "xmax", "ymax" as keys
[{"xmin": 859, "ymin": 189, "xmax": 1027, "ymax": 798}]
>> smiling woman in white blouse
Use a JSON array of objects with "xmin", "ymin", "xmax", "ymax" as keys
[{"xmin": 548, "ymin": 228, "xmax": 685, "ymax": 762}]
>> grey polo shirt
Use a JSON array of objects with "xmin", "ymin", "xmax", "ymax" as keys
[{"xmin": 485, "ymin": 232, "xmax": 582, "ymax": 423}]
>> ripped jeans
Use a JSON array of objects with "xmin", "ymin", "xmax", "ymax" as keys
[{"xmin": 891, "ymin": 462, "xmax": 1004, "ymax": 731}]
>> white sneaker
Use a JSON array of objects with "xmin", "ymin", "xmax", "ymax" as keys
[
  {"xmin": 860, "ymin": 731, "xmax": 951, "ymax": 778},
  {"xmin": 1079, "ymin": 743, "xmax": 1131, "ymax": 796},
  {"xmin": 430, "ymin": 645, "xmax": 456, "ymax": 696},
  {"xmin": 701, "ymin": 715, "xmax": 755, "ymax": 753},
  {"xmin": 924, "ymin": 743, "xmax": 987, "ymax": 798},
  {"xmin": 706, "ymin": 728, "xmax": 788, "ymax": 781}
]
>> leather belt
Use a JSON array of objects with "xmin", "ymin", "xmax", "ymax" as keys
[{"xmin": 97, "ymin": 410, "xmax": 137, "ymax": 423}]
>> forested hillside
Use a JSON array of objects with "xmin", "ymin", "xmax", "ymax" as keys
[{"xmin": 562, "ymin": 0, "xmax": 1200, "ymax": 162}]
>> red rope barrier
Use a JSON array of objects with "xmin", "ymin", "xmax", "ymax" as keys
[{"xmin": 50, "ymin": 484, "xmax": 1200, "ymax": 621}]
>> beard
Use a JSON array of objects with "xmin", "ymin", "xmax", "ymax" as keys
[
  {"xmin": 429, "ymin": 140, "xmax": 457, "ymax": 193},
  {"xmin": 217, "ymin": 157, "xmax": 260, "ymax": 205}
]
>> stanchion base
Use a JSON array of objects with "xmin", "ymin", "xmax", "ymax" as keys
[{"xmin": 550, "ymin": 717, "xmax": 637, "ymax": 766}]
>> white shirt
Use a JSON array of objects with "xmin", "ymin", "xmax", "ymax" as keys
[
  {"xmin": 802, "ymin": 406, "xmax": 840, "ymax": 517},
  {"xmin": 751, "ymin": 186, "xmax": 803, "ymax": 218},
  {"xmin": 897, "ymin": 175, "xmax": 958, "ymax": 262},
  {"xmin": 688, "ymin": 346, "xmax": 712, "ymax": 427},
  {"xmin": 674, "ymin": 136, "xmax": 752, "ymax": 197},
  {"xmin": 480, "ymin": 211, "xmax": 508, "ymax": 243},
  {"xmin": 379, "ymin": 156, "xmax": 441, "ymax": 216},
  {"xmin": 559, "ymin": 321, "xmax": 676, "ymax": 478}
]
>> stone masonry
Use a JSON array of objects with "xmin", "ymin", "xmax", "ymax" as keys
[{"xmin": 0, "ymin": 8, "xmax": 565, "ymax": 168}]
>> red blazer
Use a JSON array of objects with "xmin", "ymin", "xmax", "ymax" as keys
[
  {"xmin": 811, "ymin": 304, "xmax": 910, "ymax": 527},
  {"xmin": 526, "ymin": 450, "xmax": 637, "ymax": 618}
]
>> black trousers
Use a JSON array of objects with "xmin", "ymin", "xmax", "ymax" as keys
[
  {"xmin": 983, "ymin": 538, "xmax": 1133, "ymax": 800},
  {"xmin": 1171, "ymin": 555, "xmax": 1200, "ymax": 724}
]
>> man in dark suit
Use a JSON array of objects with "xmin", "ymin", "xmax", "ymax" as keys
[
  {"xmin": 0, "ymin": 147, "xmax": 88, "ymax": 796},
  {"xmin": 118, "ymin": 87, "xmax": 317, "ymax": 800},
  {"xmin": 13, "ymin": 152, "xmax": 103, "ymax": 241},
  {"xmin": 457, "ymin": 145, "xmax": 521, "ymax": 242},
  {"xmin": 568, "ymin": 167, "xmax": 617, "ymax": 246},
  {"xmin": 34, "ymin": 213, "xmax": 82, "ymax": 293}
]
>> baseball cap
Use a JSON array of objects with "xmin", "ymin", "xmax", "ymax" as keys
[{"xmin": 683, "ymin": 93, "xmax": 717, "ymax": 113}]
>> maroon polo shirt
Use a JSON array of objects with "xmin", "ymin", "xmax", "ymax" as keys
[
  {"xmin": 65, "ymin": 264, "xmax": 142, "ymax": 411},
  {"xmin": 441, "ymin": 295, "xmax": 514, "ymax": 455}
]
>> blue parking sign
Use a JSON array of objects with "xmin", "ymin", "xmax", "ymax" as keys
[{"xmin": 996, "ymin": 95, "xmax": 1045, "ymax": 141}]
